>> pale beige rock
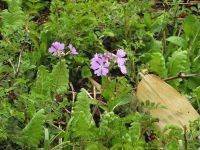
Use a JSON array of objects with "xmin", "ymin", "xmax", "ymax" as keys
[{"xmin": 136, "ymin": 74, "xmax": 199, "ymax": 129}]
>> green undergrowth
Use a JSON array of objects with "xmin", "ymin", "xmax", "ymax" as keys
[{"xmin": 0, "ymin": 0, "xmax": 200, "ymax": 149}]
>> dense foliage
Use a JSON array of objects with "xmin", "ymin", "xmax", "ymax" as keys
[{"xmin": 0, "ymin": 0, "xmax": 200, "ymax": 149}]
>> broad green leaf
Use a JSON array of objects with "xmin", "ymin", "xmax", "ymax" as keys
[
  {"xmin": 21, "ymin": 109, "xmax": 45, "ymax": 147},
  {"xmin": 183, "ymin": 15, "xmax": 200, "ymax": 38},
  {"xmin": 71, "ymin": 89, "xmax": 96, "ymax": 138},
  {"xmin": 167, "ymin": 50, "xmax": 189, "ymax": 86},
  {"xmin": 51, "ymin": 60, "xmax": 69, "ymax": 94},
  {"xmin": 166, "ymin": 36, "xmax": 187, "ymax": 47},
  {"xmin": 149, "ymin": 52, "xmax": 167, "ymax": 78},
  {"xmin": 32, "ymin": 65, "xmax": 51, "ymax": 98}
]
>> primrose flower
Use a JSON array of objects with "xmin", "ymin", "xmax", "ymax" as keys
[
  {"xmin": 116, "ymin": 49, "xmax": 127, "ymax": 74},
  {"xmin": 119, "ymin": 65, "xmax": 127, "ymax": 74},
  {"xmin": 68, "ymin": 44, "xmax": 78, "ymax": 55},
  {"xmin": 90, "ymin": 54, "xmax": 110, "ymax": 76},
  {"xmin": 116, "ymin": 49, "xmax": 127, "ymax": 66},
  {"xmin": 49, "ymin": 42, "xmax": 65, "ymax": 56},
  {"xmin": 103, "ymin": 53, "xmax": 113, "ymax": 60}
]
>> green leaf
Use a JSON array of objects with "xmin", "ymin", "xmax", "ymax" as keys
[
  {"xmin": 166, "ymin": 36, "xmax": 187, "ymax": 47},
  {"xmin": 149, "ymin": 52, "xmax": 167, "ymax": 78},
  {"xmin": 71, "ymin": 89, "xmax": 96, "ymax": 138},
  {"xmin": 1, "ymin": 0, "xmax": 26, "ymax": 35},
  {"xmin": 144, "ymin": 13, "xmax": 151, "ymax": 27},
  {"xmin": 44, "ymin": 128, "xmax": 50, "ymax": 150},
  {"xmin": 194, "ymin": 86, "xmax": 200, "ymax": 100},
  {"xmin": 102, "ymin": 77, "xmax": 116, "ymax": 101},
  {"xmin": 51, "ymin": 60, "xmax": 69, "ymax": 94},
  {"xmin": 167, "ymin": 50, "xmax": 189, "ymax": 86},
  {"xmin": 21, "ymin": 109, "xmax": 45, "ymax": 147},
  {"xmin": 103, "ymin": 29, "xmax": 115, "ymax": 37},
  {"xmin": 129, "ymin": 122, "xmax": 141, "ymax": 141},
  {"xmin": 183, "ymin": 15, "xmax": 200, "ymax": 38},
  {"xmin": 164, "ymin": 139, "xmax": 179, "ymax": 150},
  {"xmin": 32, "ymin": 65, "xmax": 51, "ymax": 97},
  {"xmin": 81, "ymin": 66, "xmax": 92, "ymax": 78},
  {"xmin": 112, "ymin": 94, "xmax": 135, "ymax": 111}
]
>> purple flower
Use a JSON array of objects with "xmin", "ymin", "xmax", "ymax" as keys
[
  {"xmin": 49, "ymin": 42, "xmax": 65, "ymax": 56},
  {"xmin": 116, "ymin": 49, "xmax": 127, "ymax": 74},
  {"xmin": 119, "ymin": 65, "xmax": 127, "ymax": 74},
  {"xmin": 103, "ymin": 53, "xmax": 113, "ymax": 60},
  {"xmin": 116, "ymin": 49, "xmax": 126, "ymax": 58},
  {"xmin": 90, "ymin": 54, "xmax": 110, "ymax": 76},
  {"xmin": 68, "ymin": 44, "xmax": 78, "ymax": 55}
]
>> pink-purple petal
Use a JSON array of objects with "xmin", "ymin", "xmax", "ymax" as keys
[
  {"xmin": 101, "ymin": 67, "xmax": 109, "ymax": 76},
  {"xmin": 119, "ymin": 65, "xmax": 127, "ymax": 74},
  {"xmin": 116, "ymin": 49, "xmax": 126, "ymax": 58},
  {"xmin": 68, "ymin": 44, "xmax": 78, "ymax": 55}
]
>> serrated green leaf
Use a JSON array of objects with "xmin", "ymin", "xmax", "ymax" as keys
[
  {"xmin": 51, "ymin": 60, "xmax": 69, "ymax": 94},
  {"xmin": 32, "ymin": 65, "xmax": 51, "ymax": 97},
  {"xmin": 167, "ymin": 50, "xmax": 188, "ymax": 75},
  {"xmin": 21, "ymin": 109, "xmax": 45, "ymax": 147},
  {"xmin": 71, "ymin": 89, "xmax": 96, "ymax": 138},
  {"xmin": 149, "ymin": 52, "xmax": 167, "ymax": 78},
  {"xmin": 167, "ymin": 50, "xmax": 189, "ymax": 87},
  {"xmin": 1, "ymin": 0, "xmax": 25, "ymax": 35}
]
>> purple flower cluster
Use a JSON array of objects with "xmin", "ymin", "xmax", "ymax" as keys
[
  {"xmin": 90, "ymin": 54, "xmax": 110, "ymax": 76},
  {"xmin": 49, "ymin": 42, "xmax": 65, "ymax": 56},
  {"xmin": 90, "ymin": 49, "xmax": 127, "ymax": 76},
  {"xmin": 49, "ymin": 42, "xmax": 78, "ymax": 57}
]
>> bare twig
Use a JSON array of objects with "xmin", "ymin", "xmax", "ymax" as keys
[
  {"xmin": 58, "ymin": 125, "xmax": 62, "ymax": 144},
  {"xmin": 15, "ymin": 46, "xmax": 24, "ymax": 78},
  {"xmin": 69, "ymin": 82, "xmax": 76, "ymax": 103},
  {"xmin": 91, "ymin": 86, "xmax": 99, "ymax": 119},
  {"xmin": 164, "ymin": 73, "xmax": 197, "ymax": 82},
  {"xmin": 88, "ymin": 77, "xmax": 101, "ymax": 92},
  {"xmin": 93, "ymin": 85, "xmax": 96, "ymax": 100},
  {"xmin": 8, "ymin": 59, "xmax": 16, "ymax": 74},
  {"xmin": 156, "ymin": 1, "xmax": 199, "ymax": 6}
]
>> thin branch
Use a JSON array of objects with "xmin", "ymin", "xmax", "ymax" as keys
[
  {"xmin": 164, "ymin": 73, "xmax": 197, "ymax": 82},
  {"xmin": 8, "ymin": 59, "xmax": 16, "ymax": 74},
  {"xmin": 156, "ymin": 1, "xmax": 199, "ymax": 6},
  {"xmin": 69, "ymin": 82, "xmax": 76, "ymax": 103},
  {"xmin": 88, "ymin": 77, "xmax": 101, "ymax": 92},
  {"xmin": 15, "ymin": 46, "xmax": 24, "ymax": 78}
]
